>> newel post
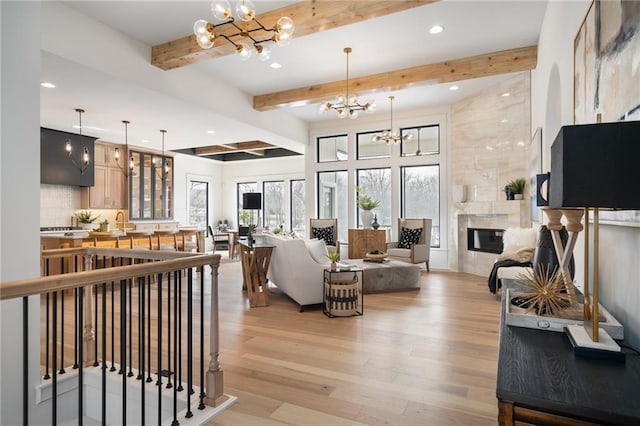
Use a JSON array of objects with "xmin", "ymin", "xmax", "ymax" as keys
[{"xmin": 205, "ymin": 255, "xmax": 226, "ymax": 406}]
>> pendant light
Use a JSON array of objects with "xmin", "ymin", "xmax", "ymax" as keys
[{"xmin": 65, "ymin": 108, "xmax": 90, "ymax": 174}]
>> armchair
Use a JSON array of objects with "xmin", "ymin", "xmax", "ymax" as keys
[
  {"xmin": 386, "ymin": 218, "xmax": 432, "ymax": 271},
  {"xmin": 309, "ymin": 218, "xmax": 340, "ymax": 255}
]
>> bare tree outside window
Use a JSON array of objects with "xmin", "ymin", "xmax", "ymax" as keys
[
  {"xmin": 188, "ymin": 180, "xmax": 208, "ymax": 230},
  {"xmin": 357, "ymin": 168, "xmax": 391, "ymax": 227},
  {"xmin": 263, "ymin": 181, "xmax": 285, "ymax": 229},
  {"xmin": 317, "ymin": 171, "xmax": 348, "ymax": 242},
  {"xmin": 401, "ymin": 165, "xmax": 440, "ymax": 247},
  {"xmin": 237, "ymin": 182, "xmax": 258, "ymax": 226},
  {"xmin": 291, "ymin": 179, "xmax": 305, "ymax": 235}
]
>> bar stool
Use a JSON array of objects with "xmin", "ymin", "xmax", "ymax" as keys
[
  {"xmin": 125, "ymin": 230, "xmax": 154, "ymax": 250},
  {"xmin": 154, "ymin": 229, "xmax": 178, "ymax": 251},
  {"xmin": 177, "ymin": 228, "xmax": 198, "ymax": 252}
]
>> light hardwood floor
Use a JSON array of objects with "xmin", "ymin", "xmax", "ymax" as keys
[
  {"xmin": 40, "ymin": 255, "xmax": 502, "ymax": 425},
  {"xmin": 210, "ymin": 258, "xmax": 501, "ymax": 425}
]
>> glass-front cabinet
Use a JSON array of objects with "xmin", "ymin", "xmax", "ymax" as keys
[{"xmin": 129, "ymin": 150, "xmax": 173, "ymax": 220}]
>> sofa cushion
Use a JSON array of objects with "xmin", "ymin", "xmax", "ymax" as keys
[
  {"xmin": 311, "ymin": 226, "xmax": 335, "ymax": 246},
  {"xmin": 398, "ymin": 227, "xmax": 422, "ymax": 249},
  {"xmin": 387, "ymin": 248, "xmax": 411, "ymax": 258},
  {"xmin": 305, "ymin": 238, "xmax": 328, "ymax": 264}
]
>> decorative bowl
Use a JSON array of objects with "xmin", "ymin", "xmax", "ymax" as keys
[{"xmin": 365, "ymin": 251, "xmax": 387, "ymax": 260}]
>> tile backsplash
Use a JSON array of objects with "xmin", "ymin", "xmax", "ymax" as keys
[{"xmin": 40, "ymin": 184, "xmax": 82, "ymax": 227}]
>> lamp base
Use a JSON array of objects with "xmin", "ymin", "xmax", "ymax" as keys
[{"xmin": 565, "ymin": 325, "xmax": 625, "ymax": 362}]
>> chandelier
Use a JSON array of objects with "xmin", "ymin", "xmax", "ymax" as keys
[
  {"xmin": 193, "ymin": 0, "xmax": 295, "ymax": 61},
  {"xmin": 65, "ymin": 108, "xmax": 90, "ymax": 174},
  {"xmin": 114, "ymin": 120, "xmax": 134, "ymax": 177},
  {"xmin": 371, "ymin": 96, "xmax": 412, "ymax": 144},
  {"xmin": 320, "ymin": 47, "xmax": 375, "ymax": 119}
]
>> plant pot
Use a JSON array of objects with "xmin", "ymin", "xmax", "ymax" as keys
[
  {"xmin": 331, "ymin": 262, "xmax": 337, "ymax": 271},
  {"xmin": 360, "ymin": 210, "xmax": 373, "ymax": 229},
  {"xmin": 99, "ymin": 224, "xmax": 109, "ymax": 232},
  {"xmin": 82, "ymin": 223, "xmax": 94, "ymax": 231},
  {"xmin": 514, "ymin": 194, "xmax": 524, "ymax": 200}
]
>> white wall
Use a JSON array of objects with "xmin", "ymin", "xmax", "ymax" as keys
[
  {"xmin": 532, "ymin": 0, "xmax": 640, "ymax": 348},
  {"xmin": 1, "ymin": 2, "xmax": 46, "ymax": 424}
]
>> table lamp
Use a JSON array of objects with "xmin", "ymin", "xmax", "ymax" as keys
[
  {"xmin": 549, "ymin": 120, "xmax": 640, "ymax": 358},
  {"xmin": 242, "ymin": 192, "xmax": 262, "ymax": 246}
]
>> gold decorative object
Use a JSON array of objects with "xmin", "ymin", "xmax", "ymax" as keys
[{"xmin": 515, "ymin": 266, "xmax": 571, "ymax": 318}]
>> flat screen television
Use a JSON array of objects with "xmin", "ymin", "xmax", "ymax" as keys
[{"xmin": 40, "ymin": 127, "xmax": 96, "ymax": 187}]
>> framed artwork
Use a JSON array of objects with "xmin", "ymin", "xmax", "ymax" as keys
[
  {"xmin": 529, "ymin": 127, "xmax": 542, "ymax": 223},
  {"xmin": 574, "ymin": 0, "xmax": 640, "ymax": 226}
]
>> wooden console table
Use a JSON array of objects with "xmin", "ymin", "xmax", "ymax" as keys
[
  {"xmin": 497, "ymin": 281, "xmax": 640, "ymax": 425},
  {"xmin": 239, "ymin": 241, "xmax": 274, "ymax": 308},
  {"xmin": 348, "ymin": 228, "xmax": 387, "ymax": 259}
]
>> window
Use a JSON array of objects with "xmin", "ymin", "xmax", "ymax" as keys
[
  {"xmin": 188, "ymin": 180, "xmax": 209, "ymax": 230},
  {"xmin": 263, "ymin": 181, "xmax": 285, "ymax": 229},
  {"xmin": 317, "ymin": 134, "xmax": 348, "ymax": 162},
  {"xmin": 129, "ymin": 150, "xmax": 173, "ymax": 219},
  {"xmin": 290, "ymin": 179, "xmax": 305, "ymax": 235},
  {"xmin": 356, "ymin": 168, "xmax": 391, "ymax": 227},
  {"xmin": 401, "ymin": 125, "xmax": 440, "ymax": 157},
  {"xmin": 357, "ymin": 130, "xmax": 391, "ymax": 159},
  {"xmin": 237, "ymin": 182, "xmax": 258, "ymax": 227},
  {"xmin": 317, "ymin": 170, "xmax": 348, "ymax": 242},
  {"xmin": 401, "ymin": 165, "xmax": 440, "ymax": 247}
]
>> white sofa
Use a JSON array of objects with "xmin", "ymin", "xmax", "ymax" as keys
[{"xmin": 259, "ymin": 233, "xmax": 330, "ymax": 310}]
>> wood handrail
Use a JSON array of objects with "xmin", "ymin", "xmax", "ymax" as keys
[{"xmin": 2, "ymin": 248, "xmax": 220, "ymax": 301}]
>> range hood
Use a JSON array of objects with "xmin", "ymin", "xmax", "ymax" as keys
[{"xmin": 40, "ymin": 127, "xmax": 96, "ymax": 187}]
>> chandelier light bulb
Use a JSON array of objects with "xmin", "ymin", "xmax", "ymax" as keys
[
  {"xmin": 236, "ymin": 42, "xmax": 252, "ymax": 60},
  {"xmin": 235, "ymin": 0, "xmax": 256, "ymax": 22},
  {"xmin": 129, "ymin": 156, "xmax": 134, "ymax": 171},
  {"xmin": 276, "ymin": 16, "xmax": 295, "ymax": 36},
  {"xmin": 274, "ymin": 31, "xmax": 292, "ymax": 46},
  {"xmin": 82, "ymin": 146, "xmax": 90, "ymax": 165},
  {"xmin": 114, "ymin": 147, "xmax": 120, "ymax": 160},
  {"xmin": 256, "ymin": 45, "xmax": 271, "ymax": 61},
  {"xmin": 193, "ymin": 19, "xmax": 209, "ymax": 36},
  {"xmin": 337, "ymin": 109, "xmax": 347, "ymax": 119},
  {"xmin": 211, "ymin": 0, "xmax": 232, "ymax": 20},
  {"xmin": 65, "ymin": 140, "xmax": 72, "ymax": 153},
  {"xmin": 349, "ymin": 110, "xmax": 359, "ymax": 120},
  {"xmin": 196, "ymin": 33, "xmax": 214, "ymax": 49}
]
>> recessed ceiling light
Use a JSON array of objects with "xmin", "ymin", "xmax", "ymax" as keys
[
  {"xmin": 485, "ymin": 145, "xmax": 495, "ymax": 151},
  {"xmin": 429, "ymin": 25, "xmax": 444, "ymax": 34},
  {"xmin": 501, "ymin": 119, "xmax": 509, "ymax": 123},
  {"xmin": 517, "ymin": 141, "xmax": 526, "ymax": 146},
  {"xmin": 501, "ymin": 92, "xmax": 511, "ymax": 97},
  {"xmin": 142, "ymin": 139, "xmax": 149, "ymax": 143},
  {"xmin": 40, "ymin": 82, "xmax": 56, "ymax": 88},
  {"xmin": 270, "ymin": 62, "xmax": 282, "ymax": 69},
  {"xmin": 207, "ymin": 130, "xmax": 216, "ymax": 134},
  {"xmin": 449, "ymin": 85, "xmax": 459, "ymax": 91},
  {"xmin": 73, "ymin": 124, "xmax": 104, "ymax": 131}
]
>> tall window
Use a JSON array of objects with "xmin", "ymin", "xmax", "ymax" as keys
[
  {"xmin": 263, "ymin": 181, "xmax": 285, "ymax": 229},
  {"xmin": 357, "ymin": 168, "xmax": 391, "ymax": 227},
  {"xmin": 357, "ymin": 130, "xmax": 391, "ymax": 159},
  {"xmin": 317, "ymin": 134, "xmax": 348, "ymax": 162},
  {"xmin": 237, "ymin": 182, "xmax": 258, "ymax": 227},
  {"xmin": 188, "ymin": 180, "xmax": 208, "ymax": 230},
  {"xmin": 290, "ymin": 179, "xmax": 305, "ymax": 235},
  {"xmin": 401, "ymin": 165, "xmax": 440, "ymax": 247},
  {"xmin": 317, "ymin": 170, "xmax": 348, "ymax": 242},
  {"xmin": 401, "ymin": 125, "xmax": 440, "ymax": 157},
  {"xmin": 130, "ymin": 150, "xmax": 173, "ymax": 219}
]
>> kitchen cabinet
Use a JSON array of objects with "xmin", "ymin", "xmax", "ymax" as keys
[{"xmin": 82, "ymin": 142, "xmax": 126, "ymax": 209}]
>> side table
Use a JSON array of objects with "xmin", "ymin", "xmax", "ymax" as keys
[
  {"xmin": 323, "ymin": 268, "xmax": 363, "ymax": 318},
  {"xmin": 239, "ymin": 241, "xmax": 274, "ymax": 308}
]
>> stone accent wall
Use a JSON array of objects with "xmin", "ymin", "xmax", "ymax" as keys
[{"xmin": 450, "ymin": 73, "xmax": 532, "ymax": 275}]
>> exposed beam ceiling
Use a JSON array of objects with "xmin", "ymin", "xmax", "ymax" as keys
[
  {"xmin": 194, "ymin": 140, "xmax": 275, "ymax": 156},
  {"xmin": 254, "ymin": 45, "xmax": 537, "ymax": 111},
  {"xmin": 151, "ymin": 0, "xmax": 437, "ymax": 70}
]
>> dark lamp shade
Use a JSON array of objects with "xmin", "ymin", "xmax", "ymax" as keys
[
  {"xmin": 549, "ymin": 121, "xmax": 640, "ymax": 209},
  {"xmin": 242, "ymin": 192, "xmax": 262, "ymax": 210}
]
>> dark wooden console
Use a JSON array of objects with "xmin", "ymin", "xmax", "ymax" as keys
[{"xmin": 497, "ymin": 282, "xmax": 640, "ymax": 425}]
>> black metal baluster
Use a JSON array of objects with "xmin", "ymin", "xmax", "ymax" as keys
[
  {"xmin": 146, "ymin": 273, "xmax": 152, "ymax": 383},
  {"xmin": 93, "ymin": 283, "xmax": 99, "ymax": 367},
  {"xmin": 186, "ymin": 268, "xmax": 193, "ymax": 418},
  {"xmin": 172, "ymin": 271, "xmax": 179, "ymax": 426},
  {"xmin": 199, "ymin": 268, "xmax": 205, "ymax": 410},
  {"xmin": 52, "ymin": 291, "xmax": 58, "ymax": 426},
  {"xmin": 102, "ymin": 283, "xmax": 107, "ymax": 425},
  {"xmin": 128, "ymin": 273, "xmax": 134, "ymax": 377},
  {"xmin": 120, "ymin": 278, "xmax": 127, "ymax": 425},
  {"xmin": 176, "ymin": 271, "xmax": 183, "ymax": 392},
  {"xmin": 23, "ymin": 297, "xmax": 28, "ymax": 426},
  {"xmin": 111, "ymin": 281, "xmax": 116, "ymax": 372},
  {"xmin": 78, "ymin": 287, "xmax": 84, "ymax": 426},
  {"xmin": 73, "ymin": 287, "xmax": 79, "ymax": 370},
  {"xmin": 166, "ymin": 270, "xmax": 172, "ymax": 390},
  {"xmin": 59, "ymin": 289, "xmax": 65, "ymax": 375},
  {"xmin": 44, "ymin": 292, "xmax": 51, "ymax": 380},
  {"xmin": 140, "ymin": 276, "xmax": 146, "ymax": 425},
  {"xmin": 157, "ymin": 273, "xmax": 163, "ymax": 425},
  {"xmin": 137, "ymin": 272, "xmax": 143, "ymax": 381}
]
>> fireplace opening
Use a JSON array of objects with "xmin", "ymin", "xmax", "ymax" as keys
[{"xmin": 467, "ymin": 228, "xmax": 504, "ymax": 254}]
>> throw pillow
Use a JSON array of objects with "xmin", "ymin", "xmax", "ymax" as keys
[
  {"xmin": 305, "ymin": 238, "xmax": 328, "ymax": 264},
  {"xmin": 398, "ymin": 227, "xmax": 423, "ymax": 249},
  {"xmin": 501, "ymin": 227, "xmax": 537, "ymax": 254},
  {"xmin": 312, "ymin": 226, "xmax": 335, "ymax": 246}
]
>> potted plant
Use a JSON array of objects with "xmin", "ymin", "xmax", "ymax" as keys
[
  {"xmin": 239, "ymin": 211, "xmax": 250, "ymax": 226},
  {"xmin": 75, "ymin": 210, "xmax": 100, "ymax": 230},
  {"xmin": 507, "ymin": 178, "xmax": 526, "ymax": 200},
  {"xmin": 326, "ymin": 251, "xmax": 341, "ymax": 271},
  {"xmin": 355, "ymin": 185, "xmax": 380, "ymax": 229},
  {"xmin": 99, "ymin": 219, "xmax": 110, "ymax": 232}
]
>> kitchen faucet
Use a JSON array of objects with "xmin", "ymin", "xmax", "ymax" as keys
[{"xmin": 115, "ymin": 210, "xmax": 125, "ymax": 229}]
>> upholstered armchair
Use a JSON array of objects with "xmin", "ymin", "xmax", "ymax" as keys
[
  {"xmin": 309, "ymin": 218, "xmax": 340, "ymax": 255},
  {"xmin": 386, "ymin": 218, "xmax": 432, "ymax": 271}
]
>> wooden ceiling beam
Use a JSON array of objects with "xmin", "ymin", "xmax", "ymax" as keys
[
  {"xmin": 253, "ymin": 45, "xmax": 538, "ymax": 111},
  {"xmin": 151, "ymin": 1, "xmax": 436, "ymax": 70}
]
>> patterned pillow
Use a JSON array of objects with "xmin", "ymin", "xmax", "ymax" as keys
[
  {"xmin": 312, "ymin": 226, "xmax": 335, "ymax": 246},
  {"xmin": 398, "ymin": 227, "xmax": 423, "ymax": 249}
]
